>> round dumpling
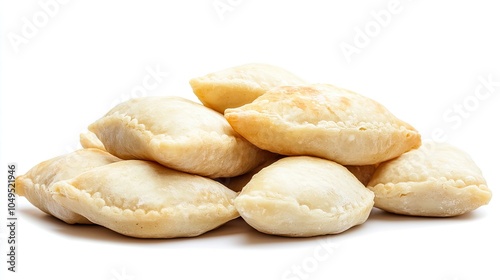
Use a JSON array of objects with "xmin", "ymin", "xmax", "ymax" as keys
[
  {"xmin": 235, "ymin": 156, "xmax": 374, "ymax": 237},
  {"xmin": 368, "ymin": 141, "xmax": 492, "ymax": 217}
]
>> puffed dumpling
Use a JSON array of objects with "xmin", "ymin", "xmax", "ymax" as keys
[
  {"xmin": 234, "ymin": 156, "xmax": 374, "ymax": 237},
  {"xmin": 51, "ymin": 160, "xmax": 239, "ymax": 238},
  {"xmin": 15, "ymin": 149, "xmax": 121, "ymax": 224},
  {"xmin": 89, "ymin": 96, "xmax": 272, "ymax": 178},
  {"xmin": 225, "ymin": 84, "xmax": 421, "ymax": 165},
  {"xmin": 367, "ymin": 141, "xmax": 492, "ymax": 217},
  {"xmin": 80, "ymin": 131, "xmax": 105, "ymax": 150},
  {"xmin": 189, "ymin": 63, "xmax": 306, "ymax": 114}
]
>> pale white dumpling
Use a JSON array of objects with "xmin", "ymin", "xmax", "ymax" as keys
[
  {"xmin": 235, "ymin": 156, "xmax": 375, "ymax": 237},
  {"xmin": 51, "ymin": 160, "xmax": 239, "ymax": 238}
]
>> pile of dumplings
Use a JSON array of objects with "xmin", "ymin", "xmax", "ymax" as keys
[{"xmin": 16, "ymin": 63, "xmax": 492, "ymax": 238}]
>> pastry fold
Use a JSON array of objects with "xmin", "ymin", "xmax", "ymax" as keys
[
  {"xmin": 89, "ymin": 96, "xmax": 272, "ymax": 178},
  {"xmin": 225, "ymin": 84, "xmax": 421, "ymax": 165},
  {"xmin": 235, "ymin": 156, "xmax": 374, "ymax": 237},
  {"xmin": 368, "ymin": 141, "xmax": 492, "ymax": 216}
]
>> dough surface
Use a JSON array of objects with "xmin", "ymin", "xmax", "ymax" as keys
[
  {"xmin": 15, "ymin": 149, "xmax": 121, "ymax": 224},
  {"xmin": 80, "ymin": 131, "xmax": 106, "ymax": 150},
  {"xmin": 367, "ymin": 141, "xmax": 492, "ymax": 216},
  {"xmin": 190, "ymin": 63, "xmax": 306, "ymax": 114},
  {"xmin": 234, "ymin": 156, "xmax": 374, "ymax": 237},
  {"xmin": 225, "ymin": 84, "xmax": 421, "ymax": 165},
  {"xmin": 51, "ymin": 160, "xmax": 239, "ymax": 238},
  {"xmin": 89, "ymin": 96, "xmax": 272, "ymax": 178}
]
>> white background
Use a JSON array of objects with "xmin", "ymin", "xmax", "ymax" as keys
[{"xmin": 1, "ymin": 1, "xmax": 499, "ymax": 279}]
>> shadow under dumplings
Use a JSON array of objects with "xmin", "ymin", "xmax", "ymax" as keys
[
  {"xmin": 231, "ymin": 218, "xmax": 372, "ymax": 247},
  {"xmin": 19, "ymin": 203, "xmax": 490, "ymax": 245},
  {"xmin": 368, "ymin": 207, "xmax": 486, "ymax": 221},
  {"xmin": 19, "ymin": 206, "xmax": 163, "ymax": 244},
  {"xmin": 365, "ymin": 207, "xmax": 489, "ymax": 235}
]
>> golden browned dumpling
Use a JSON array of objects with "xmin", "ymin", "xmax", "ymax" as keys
[
  {"xmin": 368, "ymin": 141, "xmax": 492, "ymax": 217},
  {"xmin": 89, "ymin": 96, "xmax": 272, "ymax": 178},
  {"xmin": 189, "ymin": 63, "xmax": 306, "ymax": 114},
  {"xmin": 225, "ymin": 84, "xmax": 421, "ymax": 165},
  {"xmin": 234, "ymin": 156, "xmax": 374, "ymax": 237},
  {"xmin": 51, "ymin": 160, "xmax": 239, "ymax": 238},
  {"xmin": 15, "ymin": 149, "xmax": 121, "ymax": 224}
]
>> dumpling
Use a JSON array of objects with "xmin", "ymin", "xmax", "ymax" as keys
[
  {"xmin": 189, "ymin": 63, "xmax": 306, "ymax": 114},
  {"xmin": 225, "ymin": 84, "xmax": 421, "ymax": 165},
  {"xmin": 15, "ymin": 149, "xmax": 121, "ymax": 224},
  {"xmin": 51, "ymin": 160, "xmax": 239, "ymax": 238},
  {"xmin": 367, "ymin": 141, "xmax": 492, "ymax": 217},
  {"xmin": 89, "ymin": 96, "xmax": 272, "ymax": 178},
  {"xmin": 234, "ymin": 156, "xmax": 374, "ymax": 237}
]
